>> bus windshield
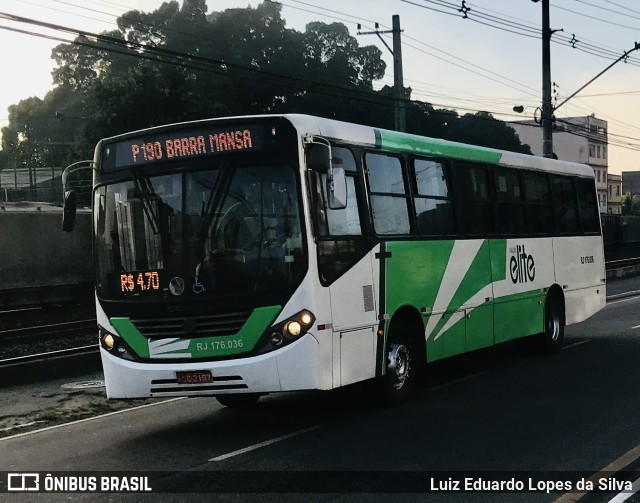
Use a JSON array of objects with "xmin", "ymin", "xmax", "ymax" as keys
[{"xmin": 94, "ymin": 164, "xmax": 306, "ymax": 301}]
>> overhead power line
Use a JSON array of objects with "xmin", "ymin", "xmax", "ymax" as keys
[
  {"xmin": 402, "ymin": 0, "xmax": 640, "ymax": 66},
  {"xmin": 3, "ymin": 5, "xmax": 640, "ymax": 154},
  {"xmin": 17, "ymin": 0, "xmax": 546, "ymax": 117},
  {"xmin": 0, "ymin": 11, "xmax": 548, "ymax": 139}
]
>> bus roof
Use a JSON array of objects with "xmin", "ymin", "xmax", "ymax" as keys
[
  {"xmin": 97, "ymin": 113, "xmax": 595, "ymax": 179},
  {"xmin": 283, "ymin": 114, "xmax": 595, "ymax": 178}
]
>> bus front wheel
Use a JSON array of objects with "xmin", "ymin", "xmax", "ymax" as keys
[{"xmin": 380, "ymin": 330, "xmax": 417, "ymax": 406}]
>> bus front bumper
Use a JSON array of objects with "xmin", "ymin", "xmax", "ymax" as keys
[{"xmin": 100, "ymin": 334, "xmax": 328, "ymax": 398}]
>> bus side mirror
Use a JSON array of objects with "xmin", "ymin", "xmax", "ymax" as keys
[
  {"xmin": 306, "ymin": 142, "xmax": 347, "ymax": 210},
  {"xmin": 62, "ymin": 190, "xmax": 77, "ymax": 232},
  {"xmin": 327, "ymin": 167, "xmax": 347, "ymax": 210},
  {"xmin": 306, "ymin": 143, "xmax": 330, "ymax": 171}
]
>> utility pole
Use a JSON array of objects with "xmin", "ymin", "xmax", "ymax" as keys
[
  {"xmin": 541, "ymin": 0, "xmax": 554, "ymax": 158},
  {"xmin": 392, "ymin": 15, "xmax": 406, "ymax": 132},
  {"xmin": 358, "ymin": 16, "xmax": 406, "ymax": 132}
]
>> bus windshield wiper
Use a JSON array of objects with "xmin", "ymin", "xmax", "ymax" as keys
[
  {"xmin": 196, "ymin": 164, "xmax": 232, "ymax": 241},
  {"xmin": 132, "ymin": 170, "xmax": 160, "ymax": 235}
]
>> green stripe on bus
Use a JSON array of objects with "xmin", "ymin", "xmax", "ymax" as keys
[
  {"xmin": 110, "ymin": 305, "xmax": 282, "ymax": 360},
  {"xmin": 380, "ymin": 237, "xmax": 547, "ymax": 361},
  {"xmin": 494, "ymin": 291, "xmax": 545, "ymax": 344},
  {"xmin": 110, "ymin": 317, "xmax": 150, "ymax": 359},
  {"xmin": 376, "ymin": 129, "xmax": 503, "ymax": 164},
  {"xmin": 183, "ymin": 306, "xmax": 282, "ymax": 358},
  {"xmin": 385, "ymin": 240, "xmax": 455, "ymax": 316}
]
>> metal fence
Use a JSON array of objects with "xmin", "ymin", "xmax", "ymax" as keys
[
  {"xmin": 602, "ymin": 213, "xmax": 640, "ymax": 248},
  {"xmin": 0, "ymin": 166, "xmax": 65, "ymax": 204}
]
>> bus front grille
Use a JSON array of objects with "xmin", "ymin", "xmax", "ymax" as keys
[{"xmin": 131, "ymin": 311, "xmax": 252, "ymax": 339}]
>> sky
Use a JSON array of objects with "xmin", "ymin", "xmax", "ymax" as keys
[{"xmin": 0, "ymin": 0, "xmax": 639, "ymax": 174}]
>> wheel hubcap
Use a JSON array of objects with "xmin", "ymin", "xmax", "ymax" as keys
[
  {"xmin": 388, "ymin": 343, "xmax": 410, "ymax": 390},
  {"xmin": 548, "ymin": 307, "xmax": 560, "ymax": 341}
]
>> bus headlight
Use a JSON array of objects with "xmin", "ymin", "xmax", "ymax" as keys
[
  {"xmin": 285, "ymin": 321, "xmax": 302, "ymax": 337},
  {"xmin": 255, "ymin": 310, "xmax": 316, "ymax": 354},
  {"xmin": 102, "ymin": 332, "xmax": 115, "ymax": 350},
  {"xmin": 99, "ymin": 326, "xmax": 139, "ymax": 361}
]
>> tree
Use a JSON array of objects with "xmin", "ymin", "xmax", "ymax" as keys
[
  {"xmin": 2, "ymin": 0, "xmax": 532, "ymax": 175},
  {"xmin": 1, "ymin": 87, "xmax": 88, "ymax": 168},
  {"xmin": 622, "ymin": 192, "xmax": 633, "ymax": 215},
  {"xmin": 455, "ymin": 112, "xmax": 531, "ymax": 153}
]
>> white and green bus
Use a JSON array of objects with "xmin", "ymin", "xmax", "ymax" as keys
[{"xmin": 65, "ymin": 114, "xmax": 605, "ymax": 406}]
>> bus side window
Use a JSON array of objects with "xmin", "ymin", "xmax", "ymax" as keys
[
  {"xmin": 523, "ymin": 172, "xmax": 554, "ymax": 235},
  {"xmin": 551, "ymin": 175, "xmax": 579, "ymax": 235},
  {"xmin": 494, "ymin": 169, "xmax": 525, "ymax": 236},
  {"xmin": 310, "ymin": 146, "xmax": 370, "ymax": 285},
  {"xmin": 575, "ymin": 178, "xmax": 600, "ymax": 234},
  {"xmin": 324, "ymin": 147, "xmax": 361, "ymax": 235},
  {"xmin": 455, "ymin": 163, "xmax": 494, "ymax": 236},
  {"xmin": 412, "ymin": 158, "xmax": 455, "ymax": 236},
  {"xmin": 365, "ymin": 152, "xmax": 410, "ymax": 236}
]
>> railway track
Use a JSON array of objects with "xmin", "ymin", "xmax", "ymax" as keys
[
  {"xmin": 0, "ymin": 344, "xmax": 99, "ymax": 369},
  {"xmin": 0, "ymin": 319, "xmax": 96, "ymax": 347},
  {"xmin": 0, "ymin": 319, "xmax": 97, "ymax": 347},
  {"xmin": 0, "ymin": 316, "xmax": 98, "ymax": 380}
]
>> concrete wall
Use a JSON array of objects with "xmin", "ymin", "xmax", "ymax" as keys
[{"xmin": 0, "ymin": 205, "xmax": 92, "ymax": 307}]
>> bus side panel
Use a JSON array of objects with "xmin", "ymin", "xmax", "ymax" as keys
[
  {"xmin": 553, "ymin": 235, "xmax": 606, "ymax": 325},
  {"xmin": 492, "ymin": 238, "xmax": 553, "ymax": 343},
  {"xmin": 494, "ymin": 293, "xmax": 545, "ymax": 343},
  {"xmin": 456, "ymin": 240, "xmax": 493, "ymax": 353},
  {"xmin": 326, "ymin": 248, "xmax": 379, "ymax": 387},
  {"xmin": 424, "ymin": 240, "xmax": 493, "ymax": 357},
  {"xmin": 384, "ymin": 240, "xmax": 454, "ymax": 363},
  {"xmin": 564, "ymin": 286, "xmax": 606, "ymax": 325}
]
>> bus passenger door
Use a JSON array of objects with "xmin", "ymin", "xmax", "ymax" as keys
[
  {"xmin": 311, "ymin": 148, "xmax": 378, "ymax": 387},
  {"xmin": 326, "ymin": 244, "xmax": 378, "ymax": 387}
]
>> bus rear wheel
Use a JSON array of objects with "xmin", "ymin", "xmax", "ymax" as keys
[
  {"xmin": 215, "ymin": 393, "xmax": 262, "ymax": 408},
  {"xmin": 539, "ymin": 293, "xmax": 564, "ymax": 354},
  {"xmin": 515, "ymin": 292, "xmax": 565, "ymax": 354}
]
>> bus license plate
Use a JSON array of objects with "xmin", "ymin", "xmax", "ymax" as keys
[{"xmin": 176, "ymin": 370, "xmax": 213, "ymax": 384}]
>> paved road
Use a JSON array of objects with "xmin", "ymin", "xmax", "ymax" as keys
[{"xmin": 2, "ymin": 293, "xmax": 640, "ymax": 502}]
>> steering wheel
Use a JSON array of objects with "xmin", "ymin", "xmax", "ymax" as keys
[{"xmin": 210, "ymin": 200, "xmax": 259, "ymax": 257}]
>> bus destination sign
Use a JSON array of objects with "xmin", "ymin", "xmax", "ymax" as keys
[{"xmin": 104, "ymin": 124, "xmax": 270, "ymax": 170}]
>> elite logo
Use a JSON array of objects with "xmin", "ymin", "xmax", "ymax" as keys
[{"xmin": 509, "ymin": 245, "xmax": 535, "ymax": 284}]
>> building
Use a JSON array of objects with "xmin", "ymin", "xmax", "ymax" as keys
[
  {"xmin": 510, "ymin": 114, "xmax": 609, "ymax": 213},
  {"xmin": 622, "ymin": 171, "xmax": 640, "ymax": 212},
  {"xmin": 622, "ymin": 171, "xmax": 640, "ymax": 197},
  {"xmin": 607, "ymin": 173, "xmax": 622, "ymax": 214}
]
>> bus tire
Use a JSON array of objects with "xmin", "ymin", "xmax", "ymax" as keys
[
  {"xmin": 379, "ymin": 320, "xmax": 420, "ymax": 407},
  {"xmin": 215, "ymin": 393, "xmax": 262, "ymax": 408},
  {"xmin": 513, "ymin": 291, "xmax": 564, "ymax": 355},
  {"xmin": 539, "ymin": 292, "xmax": 564, "ymax": 354}
]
